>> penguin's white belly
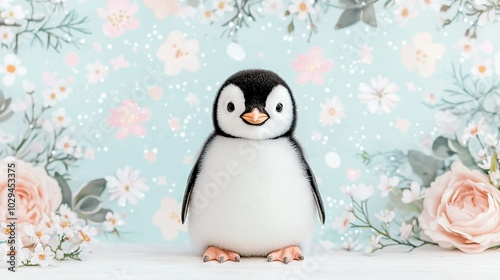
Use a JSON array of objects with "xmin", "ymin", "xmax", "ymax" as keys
[{"xmin": 187, "ymin": 136, "xmax": 317, "ymax": 256}]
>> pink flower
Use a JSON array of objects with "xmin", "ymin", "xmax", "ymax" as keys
[
  {"xmin": 0, "ymin": 157, "xmax": 62, "ymax": 225},
  {"xmin": 97, "ymin": 0, "xmax": 140, "ymax": 38},
  {"xmin": 401, "ymin": 32, "xmax": 445, "ymax": 78},
  {"xmin": 419, "ymin": 161, "xmax": 500, "ymax": 253},
  {"xmin": 144, "ymin": 0, "xmax": 180, "ymax": 19},
  {"xmin": 106, "ymin": 99, "xmax": 151, "ymax": 140},
  {"xmin": 291, "ymin": 47, "xmax": 333, "ymax": 85}
]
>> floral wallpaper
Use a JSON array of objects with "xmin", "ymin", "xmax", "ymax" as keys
[{"xmin": 1, "ymin": 0, "xmax": 499, "ymax": 249}]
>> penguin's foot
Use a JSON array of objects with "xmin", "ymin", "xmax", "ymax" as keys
[
  {"xmin": 267, "ymin": 245, "xmax": 304, "ymax": 264},
  {"xmin": 202, "ymin": 246, "xmax": 241, "ymax": 263}
]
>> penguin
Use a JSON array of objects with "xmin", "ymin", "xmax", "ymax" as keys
[{"xmin": 181, "ymin": 69, "xmax": 325, "ymax": 264}]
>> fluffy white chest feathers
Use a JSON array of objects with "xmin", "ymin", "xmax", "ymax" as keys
[{"xmin": 187, "ymin": 136, "xmax": 317, "ymax": 256}]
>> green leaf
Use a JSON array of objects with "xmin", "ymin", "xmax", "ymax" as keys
[
  {"xmin": 54, "ymin": 172, "xmax": 73, "ymax": 209},
  {"xmin": 432, "ymin": 136, "xmax": 455, "ymax": 159},
  {"xmin": 74, "ymin": 195, "xmax": 101, "ymax": 215},
  {"xmin": 407, "ymin": 150, "xmax": 443, "ymax": 186},
  {"xmin": 448, "ymin": 139, "xmax": 478, "ymax": 169},
  {"xmin": 82, "ymin": 208, "xmax": 112, "ymax": 223},
  {"xmin": 0, "ymin": 90, "xmax": 13, "ymax": 123},
  {"xmin": 73, "ymin": 178, "xmax": 106, "ymax": 205},
  {"xmin": 284, "ymin": 10, "xmax": 290, "ymax": 17},
  {"xmin": 335, "ymin": 9, "xmax": 362, "ymax": 30},
  {"xmin": 0, "ymin": 111, "xmax": 13, "ymax": 123},
  {"xmin": 287, "ymin": 20, "xmax": 294, "ymax": 33}
]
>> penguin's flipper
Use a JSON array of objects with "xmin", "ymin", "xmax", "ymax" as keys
[
  {"xmin": 289, "ymin": 138, "xmax": 326, "ymax": 224},
  {"xmin": 181, "ymin": 134, "xmax": 216, "ymax": 224}
]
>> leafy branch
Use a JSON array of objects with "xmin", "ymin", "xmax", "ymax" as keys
[{"xmin": 12, "ymin": 1, "xmax": 90, "ymax": 53}]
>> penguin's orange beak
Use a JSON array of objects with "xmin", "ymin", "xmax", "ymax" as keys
[{"xmin": 241, "ymin": 108, "xmax": 269, "ymax": 125}]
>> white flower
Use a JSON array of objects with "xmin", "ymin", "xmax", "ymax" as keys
[
  {"xmin": 59, "ymin": 204, "xmax": 78, "ymax": 224},
  {"xmin": 23, "ymin": 80, "xmax": 35, "ymax": 93},
  {"xmin": 86, "ymin": 61, "xmax": 109, "ymax": 84},
  {"xmin": 0, "ymin": 221, "xmax": 10, "ymax": 241},
  {"xmin": 42, "ymin": 84, "xmax": 69, "ymax": 107},
  {"xmin": 0, "ymin": 26, "xmax": 14, "ymax": 45},
  {"xmin": 358, "ymin": 76, "xmax": 400, "ymax": 115},
  {"xmin": 0, "ymin": 0, "xmax": 12, "ymax": 9},
  {"xmin": 374, "ymin": 209, "xmax": 395, "ymax": 224},
  {"xmin": 53, "ymin": 80, "xmax": 73, "ymax": 99},
  {"xmin": 484, "ymin": 133, "xmax": 498, "ymax": 147},
  {"xmin": 489, "ymin": 170, "xmax": 500, "ymax": 188},
  {"xmin": 106, "ymin": 166, "xmax": 149, "ymax": 207},
  {"xmin": 401, "ymin": 181, "xmax": 425, "ymax": 204},
  {"xmin": 1, "ymin": 5, "xmax": 25, "ymax": 25},
  {"xmin": 52, "ymin": 108, "xmax": 71, "ymax": 128},
  {"xmin": 471, "ymin": 58, "xmax": 493, "ymax": 78},
  {"xmin": 461, "ymin": 118, "xmax": 486, "ymax": 144},
  {"xmin": 199, "ymin": 5, "xmax": 218, "ymax": 24},
  {"xmin": 55, "ymin": 250, "xmax": 64, "ymax": 260},
  {"xmin": 31, "ymin": 244, "xmax": 56, "ymax": 267},
  {"xmin": 377, "ymin": 175, "xmax": 399, "ymax": 197},
  {"xmin": 23, "ymin": 224, "xmax": 51, "ymax": 245},
  {"xmin": 213, "ymin": 0, "xmax": 234, "ymax": 16},
  {"xmin": 342, "ymin": 238, "xmax": 362, "ymax": 251},
  {"xmin": 288, "ymin": 0, "xmax": 316, "ymax": 21},
  {"xmin": 104, "ymin": 212, "xmax": 124, "ymax": 232},
  {"xmin": 331, "ymin": 211, "xmax": 355, "ymax": 234},
  {"xmin": 10, "ymin": 96, "xmax": 31, "ymax": 112},
  {"xmin": 352, "ymin": 183, "xmax": 374, "ymax": 201},
  {"xmin": 420, "ymin": 0, "xmax": 439, "ymax": 10},
  {"xmin": 320, "ymin": 96, "xmax": 346, "ymax": 126},
  {"xmin": 262, "ymin": 0, "xmax": 284, "ymax": 15},
  {"xmin": 152, "ymin": 197, "xmax": 187, "ymax": 240},
  {"xmin": 77, "ymin": 226, "xmax": 97, "ymax": 245},
  {"xmin": 455, "ymin": 37, "xmax": 477, "ymax": 58},
  {"xmin": 339, "ymin": 184, "xmax": 353, "ymax": 196},
  {"xmin": 393, "ymin": 0, "xmax": 419, "ymax": 25},
  {"xmin": 56, "ymin": 135, "xmax": 77, "ymax": 154},
  {"xmin": 365, "ymin": 235, "xmax": 382, "ymax": 253},
  {"xmin": 399, "ymin": 222, "xmax": 413, "ymax": 240},
  {"xmin": 478, "ymin": 156, "xmax": 492, "ymax": 170},
  {"xmin": 0, "ymin": 53, "xmax": 26, "ymax": 86},
  {"xmin": 434, "ymin": 110, "xmax": 460, "ymax": 138},
  {"xmin": 157, "ymin": 31, "xmax": 200, "ymax": 76},
  {"xmin": 40, "ymin": 213, "xmax": 60, "ymax": 235}
]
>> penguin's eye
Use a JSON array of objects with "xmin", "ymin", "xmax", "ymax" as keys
[
  {"xmin": 227, "ymin": 102, "xmax": 235, "ymax": 113},
  {"xmin": 276, "ymin": 103, "xmax": 283, "ymax": 113}
]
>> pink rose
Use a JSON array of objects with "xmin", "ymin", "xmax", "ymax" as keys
[
  {"xmin": 419, "ymin": 161, "xmax": 500, "ymax": 253},
  {"xmin": 0, "ymin": 157, "xmax": 62, "ymax": 225}
]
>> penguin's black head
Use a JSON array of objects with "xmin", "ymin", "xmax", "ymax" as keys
[{"xmin": 212, "ymin": 69, "xmax": 297, "ymax": 140}]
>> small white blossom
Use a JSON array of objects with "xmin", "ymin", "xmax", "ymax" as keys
[
  {"xmin": 56, "ymin": 135, "xmax": 77, "ymax": 154},
  {"xmin": 342, "ymin": 238, "xmax": 362, "ymax": 251},
  {"xmin": 374, "ymin": 209, "xmax": 395, "ymax": 224},
  {"xmin": 461, "ymin": 118, "xmax": 486, "ymax": 144},
  {"xmin": 23, "ymin": 223, "xmax": 51, "ymax": 245},
  {"xmin": 352, "ymin": 183, "xmax": 374, "ymax": 201},
  {"xmin": 10, "ymin": 96, "xmax": 31, "ymax": 112},
  {"xmin": 401, "ymin": 182, "xmax": 425, "ymax": 204},
  {"xmin": 332, "ymin": 212, "xmax": 355, "ymax": 234},
  {"xmin": 489, "ymin": 170, "xmax": 500, "ymax": 188},
  {"xmin": 399, "ymin": 222, "xmax": 413, "ymax": 240},
  {"xmin": 52, "ymin": 108, "xmax": 71, "ymax": 128},
  {"xmin": 377, "ymin": 175, "xmax": 400, "ymax": 197},
  {"xmin": 104, "ymin": 212, "xmax": 124, "ymax": 232},
  {"xmin": 365, "ymin": 235, "xmax": 383, "ymax": 253},
  {"xmin": 30, "ymin": 244, "xmax": 56, "ymax": 267}
]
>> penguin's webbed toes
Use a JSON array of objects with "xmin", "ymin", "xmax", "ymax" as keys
[
  {"xmin": 202, "ymin": 246, "xmax": 241, "ymax": 263},
  {"xmin": 267, "ymin": 245, "xmax": 304, "ymax": 264}
]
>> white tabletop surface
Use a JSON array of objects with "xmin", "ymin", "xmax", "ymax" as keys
[{"xmin": 4, "ymin": 243, "xmax": 499, "ymax": 280}]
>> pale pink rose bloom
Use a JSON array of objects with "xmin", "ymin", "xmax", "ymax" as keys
[
  {"xmin": 291, "ymin": 47, "xmax": 333, "ymax": 85},
  {"xmin": 157, "ymin": 31, "xmax": 200, "ymax": 76},
  {"xmin": 419, "ymin": 161, "xmax": 500, "ymax": 253},
  {"xmin": 0, "ymin": 157, "xmax": 62, "ymax": 225},
  {"xmin": 106, "ymin": 99, "xmax": 151, "ymax": 139},
  {"xmin": 97, "ymin": 0, "xmax": 140, "ymax": 38},
  {"xmin": 401, "ymin": 32, "xmax": 445, "ymax": 78},
  {"xmin": 144, "ymin": 0, "xmax": 180, "ymax": 19}
]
